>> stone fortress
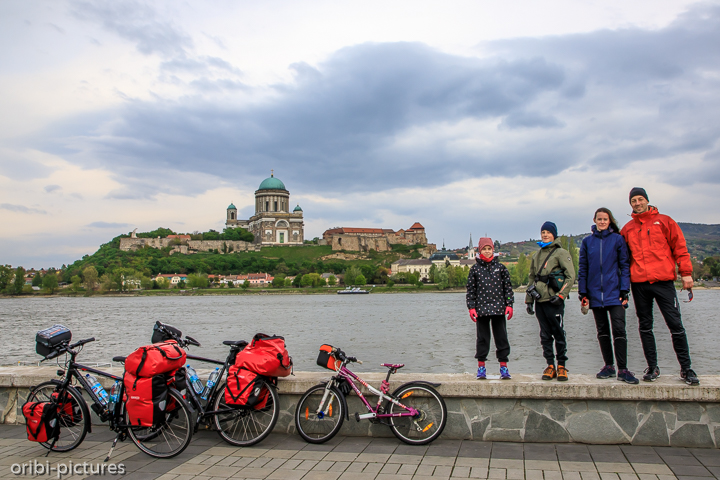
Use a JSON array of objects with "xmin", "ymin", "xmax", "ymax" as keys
[
  {"xmin": 322, "ymin": 223, "xmax": 435, "ymax": 253},
  {"xmin": 225, "ymin": 171, "xmax": 305, "ymax": 246}
]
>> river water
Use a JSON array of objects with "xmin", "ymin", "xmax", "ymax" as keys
[{"xmin": 1, "ymin": 291, "xmax": 717, "ymax": 376}]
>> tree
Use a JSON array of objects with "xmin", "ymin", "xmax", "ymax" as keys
[
  {"xmin": 0, "ymin": 265, "xmax": 13, "ymax": 291},
  {"xmin": 435, "ymin": 265, "xmax": 449, "ymax": 290},
  {"xmin": 71, "ymin": 275, "xmax": 82, "ymax": 292},
  {"xmin": 301, "ymin": 273, "xmax": 322, "ymax": 287},
  {"xmin": 12, "ymin": 267, "xmax": 26, "ymax": 295},
  {"xmin": 355, "ymin": 274, "xmax": 367, "ymax": 286},
  {"xmin": 511, "ymin": 253, "xmax": 530, "ymax": 287},
  {"xmin": 177, "ymin": 280, "xmax": 187, "ymax": 289},
  {"xmin": 32, "ymin": 274, "xmax": 43, "ymax": 287},
  {"xmin": 560, "ymin": 236, "xmax": 580, "ymax": 277},
  {"xmin": 42, "ymin": 274, "xmax": 59, "ymax": 294},
  {"xmin": 156, "ymin": 277, "xmax": 170, "ymax": 289},
  {"xmin": 428, "ymin": 264, "xmax": 438, "ymax": 283},
  {"xmin": 292, "ymin": 275, "xmax": 303, "ymax": 287},
  {"xmin": 188, "ymin": 274, "xmax": 209, "ymax": 288},
  {"xmin": 99, "ymin": 274, "xmax": 113, "ymax": 292},
  {"xmin": 327, "ymin": 275, "xmax": 337, "ymax": 286},
  {"xmin": 240, "ymin": 280, "xmax": 250, "ymax": 290},
  {"xmin": 82, "ymin": 266, "xmax": 99, "ymax": 291},
  {"xmin": 272, "ymin": 274, "xmax": 286, "ymax": 288},
  {"xmin": 344, "ymin": 265, "xmax": 362, "ymax": 286}
]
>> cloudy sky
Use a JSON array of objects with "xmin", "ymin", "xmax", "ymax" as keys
[{"xmin": 1, "ymin": 0, "xmax": 719, "ymax": 268}]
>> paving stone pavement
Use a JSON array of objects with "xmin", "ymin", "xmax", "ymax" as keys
[{"xmin": 1, "ymin": 425, "xmax": 719, "ymax": 480}]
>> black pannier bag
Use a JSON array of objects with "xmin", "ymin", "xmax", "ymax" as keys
[
  {"xmin": 36, "ymin": 325, "xmax": 72, "ymax": 358},
  {"xmin": 152, "ymin": 323, "xmax": 182, "ymax": 344}
]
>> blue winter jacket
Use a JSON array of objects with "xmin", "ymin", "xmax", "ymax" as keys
[{"xmin": 578, "ymin": 226, "xmax": 631, "ymax": 308}]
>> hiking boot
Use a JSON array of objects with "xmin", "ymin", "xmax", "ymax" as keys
[
  {"xmin": 680, "ymin": 368, "xmax": 700, "ymax": 386},
  {"xmin": 476, "ymin": 366, "xmax": 487, "ymax": 380},
  {"xmin": 500, "ymin": 366, "xmax": 511, "ymax": 380},
  {"xmin": 557, "ymin": 365, "xmax": 569, "ymax": 381},
  {"xmin": 643, "ymin": 366, "xmax": 660, "ymax": 382},
  {"xmin": 618, "ymin": 369, "xmax": 639, "ymax": 384},
  {"xmin": 596, "ymin": 365, "xmax": 616, "ymax": 379},
  {"xmin": 542, "ymin": 365, "xmax": 556, "ymax": 380}
]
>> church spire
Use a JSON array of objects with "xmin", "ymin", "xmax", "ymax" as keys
[{"xmin": 469, "ymin": 233, "xmax": 473, "ymax": 249}]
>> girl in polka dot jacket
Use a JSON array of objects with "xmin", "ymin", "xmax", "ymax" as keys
[{"xmin": 466, "ymin": 237, "xmax": 514, "ymax": 380}]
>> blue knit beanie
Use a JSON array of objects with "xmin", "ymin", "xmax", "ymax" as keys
[{"xmin": 541, "ymin": 221, "xmax": 558, "ymax": 240}]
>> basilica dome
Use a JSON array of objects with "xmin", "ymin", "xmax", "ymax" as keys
[{"xmin": 258, "ymin": 175, "xmax": 286, "ymax": 191}]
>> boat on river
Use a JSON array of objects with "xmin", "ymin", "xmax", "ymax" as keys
[{"xmin": 337, "ymin": 286, "xmax": 372, "ymax": 294}]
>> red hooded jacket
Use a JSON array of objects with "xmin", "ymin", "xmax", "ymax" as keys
[{"xmin": 620, "ymin": 206, "xmax": 692, "ymax": 283}]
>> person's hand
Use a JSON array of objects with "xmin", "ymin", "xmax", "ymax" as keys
[
  {"xmin": 581, "ymin": 297, "xmax": 590, "ymax": 307},
  {"xmin": 468, "ymin": 308, "xmax": 477, "ymax": 322},
  {"xmin": 526, "ymin": 304, "xmax": 534, "ymax": 315},
  {"xmin": 549, "ymin": 294, "xmax": 564, "ymax": 306},
  {"xmin": 620, "ymin": 290, "xmax": 629, "ymax": 306},
  {"xmin": 681, "ymin": 276, "xmax": 693, "ymax": 290},
  {"xmin": 578, "ymin": 293, "xmax": 587, "ymax": 302},
  {"xmin": 505, "ymin": 306, "xmax": 513, "ymax": 320}
]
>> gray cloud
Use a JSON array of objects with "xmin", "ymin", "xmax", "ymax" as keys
[
  {"xmin": 1, "ymin": 203, "xmax": 47, "ymax": 214},
  {"xmin": 86, "ymin": 221, "xmax": 131, "ymax": 228},
  {"xmin": 36, "ymin": 3, "xmax": 720, "ymax": 199},
  {"xmin": 44, "ymin": 184, "xmax": 61, "ymax": 193}
]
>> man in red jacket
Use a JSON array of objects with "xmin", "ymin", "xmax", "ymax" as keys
[{"xmin": 621, "ymin": 187, "xmax": 698, "ymax": 385}]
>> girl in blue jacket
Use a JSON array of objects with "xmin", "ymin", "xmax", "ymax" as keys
[{"xmin": 578, "ymin": 208, "xmax": 638, "ymax": 384}]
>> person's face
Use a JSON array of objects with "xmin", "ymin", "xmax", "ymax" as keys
[
  {"xmin": 541, "ymin": 230, "xmax": 554, "ymax": 243},
  {"xmin": 630, "ymin": 195, "xmax": 649, "ymax": 214},
  {"xmin": 480, "ymin": 245, "xmax": 493, "ymax": 257},
  {"xmin": 594, "ymin": 212, "xmax": 610, "ymax": 231}
]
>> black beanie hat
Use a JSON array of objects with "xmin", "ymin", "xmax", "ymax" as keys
[
  {"xmin": 541, "ymin": 221, "xmax": 558, "ymax": 240},
  {"xmin": 629, "ymin": 187, "xmax": 648, "ymax": 203}
]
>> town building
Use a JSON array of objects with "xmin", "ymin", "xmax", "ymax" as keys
[
  {"xmin": 225, "ymin": 172, "xmax": 304, "ymax": 246},
  {"xmin": 390, "ymin": 245, "xmax": 475, "ymax": 281},
  {"xmin": 322, "ymin": 223, "xmax": 434, "ymax": 253}
]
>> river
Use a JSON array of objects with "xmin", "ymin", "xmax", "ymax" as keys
[{"xmin": 1, "ymin": 291, "xmax": 717, "ymax": 376}]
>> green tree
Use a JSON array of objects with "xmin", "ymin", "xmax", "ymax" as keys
[
  {"xmin": 99, "ymin": 274, "xmax": 113, "ymax": 292},
  {"xmin": 177, "ymin": 279, "xmax": 187, "ymax": 289},
  {"xmin": 32, "ymin": 274, "xmax": 43, "ymax": 287},
  {"xmin": 327, "ymin": 274, "xmax": 337, "ymax": 286},
  {"xmin": 42, "ymin": 273, "xmax": 59, "ymax": 294},
  {"xmin": 240, "ymin": 280, "xmax": 250, "ymax": 290},
  {"xmin": 156, "ymin": 277, "xmax": 170, "ymax": 289},
  {"xmin": 355, "ymin": 274, "xmax": 367, "ymax": 286},
  {"xmin": 272, "ymin": 274, "xmax": 286, "ymax": 288},
  {"xmin": 83, "ymin": 266, "xmax": 99, "ymax": 291},
  {"xmin": 344, "ymin": 265, "xmax": 361, "ymax": 285},
  {"xmin": 428, "ymin": 264, "xmax": 438, "ymax": 283},
  {"xmin": 140, "ymin": 276, "xmax": 153, "ymax": 290},
  {"xmin": 188, "ymin": 274, "xmax": 209, "ymax": 288},
  {"xmin": 511, "ymin": 253, "xmax": 530, "ymax": 287},
  {"xmin": 12, "ymin": 267, "xmax": 26, "ymax": 295},
  {"xmin": 0, "ymin": 265, "xmax": 13, "ymax": 291},
  {"xmin": 560, "ymin": 236, "xmax": 580, "ymax": 277},
  {"xmin": 300, "ymin": 273, "xmax": 315, "ymax": 287},
  {"xmin": 71, "ymin": 275, "xmax": 82, "ymax": 292},
  {"xmin": 435, "ymin": 265, "xmax": 449, "ymax": 290},
  {"xmin": 292, "ymin": 275, "xmax": 303, "ymax": 287}
]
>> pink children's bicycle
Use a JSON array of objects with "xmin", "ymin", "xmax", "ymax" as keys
[{"xmin": 294, "ymin": 345, "xmax": 447, "ymax": 445}]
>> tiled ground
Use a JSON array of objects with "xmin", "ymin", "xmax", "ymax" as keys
[{"xmin": 1, "ymin": 425, "xmax": 718, "ymax": 480}]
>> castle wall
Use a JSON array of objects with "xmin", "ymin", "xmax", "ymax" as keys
[{"xmin": 119, "ymin": 237, "xmax": 260, "ymax": 255}]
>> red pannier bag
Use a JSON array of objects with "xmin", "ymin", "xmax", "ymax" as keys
[
  {"xmin": 233, "ymin": 333, "xmax": 292, "ymax": 377},
  {"xmin": 225, "ymin": 368, "xmax": 269, "ymax": 409},
  {"xmin": 23, "ymin": 402, "xmax": 60, "ymax": 443},
  {"xmin": 125, "ymin": 341, "xmax": 186, "ymax": 377},
  {"xmin": 52, "ymin": 391, "xmax": 82, "ymax": 427},
  {"xmin": 317, "ymin": 344, "xmax": 340, "ymax": 371},
  {"xmin": 123, "ymin": 372, "xmax": 168, "ymax": 427}
]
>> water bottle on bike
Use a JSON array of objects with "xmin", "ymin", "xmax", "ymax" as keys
[
  {"xmin": 86, "ymin": 374, "xmax": 109, "ymax": 406},
  {"xmin": 185, "ymin": 365, "xmax": 204, "ymax": 394},
  {"xmin": 108, "ymin": 380, "xmax": 121, "ymax": 410},
  {"xmin": 201, "ymin": 368, "xmax": 220, "ymax": 400}
]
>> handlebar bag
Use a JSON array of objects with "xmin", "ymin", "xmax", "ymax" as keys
[
  {"xmin": 224, "ymin": 368, "xmax": 269, "ymax": 409},
  {"xmin": 123, "ymin": 372, "xmax": 168, "ymax": 427},
  {"xmin": 152, "ymin": 323, "xmax": 182, "ymax": 344},
  {"xmin": 125, "ymin": 341, "xmax": 186, "ymax": 377},
  {"xmin": 52, "ymin": 391, "xmax": 81, "ymax": 427},
  {"xmin": 36, "ymin": 325, "xmax": 72, "ymax": 358},
  {"xmin": 317, "ymin": 344, "xmax": 340, "ymax": 371},
  {"xmin": 23, "ymin": 401, "xmax": 60, "ymax": 443},
  {"xmin": 233, "ymin": 333, "xmax": 292, "ymax": 378}
]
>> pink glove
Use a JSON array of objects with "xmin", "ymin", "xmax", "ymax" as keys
[
  {"xmin": 469, "ymin": 308, "xmax": 477, "ymax": 322},
  {"xmin": 505, "ymin": 306, "xmax": 513, "ymax": 320}
]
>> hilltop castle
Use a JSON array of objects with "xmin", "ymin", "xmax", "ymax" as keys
[{"xmin": 225, "ymin": 172, "xmax": 305, "ymax": 246}]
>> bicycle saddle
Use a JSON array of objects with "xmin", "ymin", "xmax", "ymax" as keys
[
  {"xmin": 381, "ymin": 363, "xmax": 405, "ymax": 370},
  {"xmin": 223, "ymin": 340, "xmax": 248, "ymax": 346},
  {"xmin": 112, "ymin": 356, "xmax": 127, "ymax": 363}
]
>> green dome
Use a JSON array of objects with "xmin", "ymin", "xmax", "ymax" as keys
[
  {"xmin": 258, "ymin": 175, "xmax": 286, "ymax": 191},
  {"xmin": 227, "ymin": 203, "xmax": 236, "ymax": 210},
  {"xmin": 293, "ymin": 204, "xmax": 303, "ymax": 212}
]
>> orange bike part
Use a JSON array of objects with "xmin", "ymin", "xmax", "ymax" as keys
[
  {"xmin": 402, "ymin": 391, "xmax": 414, "ymax": 399},
  {"xmin": 305, "ymin": 407, "xmax": 309, "ymax": 420},
  {"xmin": 329, "ymin": 404, "xmax": 332, "ymax": 416},
  {"xmin": 422, "ymin": 422, "xmax": 434, "ymax": 432}
]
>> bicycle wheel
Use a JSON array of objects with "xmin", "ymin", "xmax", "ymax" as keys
[
  {"xmin": 295, "ymin": 384, "xmax": 345, "ymax": 444},
  {"xmin": 26, "ymin": 381, "xmax": 89, "ymax": 452},
  {"xmin": 127, "ymin": 388, "xmax": 193, "ymax": 458},
  {"xmin": 387, "ymin": 383, "xmax": 447, "ymax": 445},
  {"xmin": 213, "ymin": 379, "xmax": 279, "ymax": 447}
]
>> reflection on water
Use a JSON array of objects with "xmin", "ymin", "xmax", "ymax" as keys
[{"xmin": 1, "ymin": 291, "xmax": 718, "ymax": 375}]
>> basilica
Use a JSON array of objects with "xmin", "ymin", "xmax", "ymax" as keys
[{"xmin": 225, "ymin": 172, "xmax": 305, "ymax": 246}]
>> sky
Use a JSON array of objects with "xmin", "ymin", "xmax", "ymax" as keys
[{"xmin": 1, "ymin": 0, "xmax": 719, "ymax": 269}]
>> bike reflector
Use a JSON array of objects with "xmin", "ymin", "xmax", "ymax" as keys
[{"xmin": 317, "ymin": 345, "xmax": 340, "ymax": 371}]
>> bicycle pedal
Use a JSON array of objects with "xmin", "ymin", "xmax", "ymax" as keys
[{"xmin": 354, "ymin": 412, "xmax": 361, "ymax": 422}]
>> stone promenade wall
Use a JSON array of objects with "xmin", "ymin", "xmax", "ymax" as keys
[{"xmin": 2, "ymin": 368, "xmax": 718, "ymax": 447}]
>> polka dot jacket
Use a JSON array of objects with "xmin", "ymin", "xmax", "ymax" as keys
[{"xmin": 465, "ymin": 257, "xmax": 514, "ymax": 316}]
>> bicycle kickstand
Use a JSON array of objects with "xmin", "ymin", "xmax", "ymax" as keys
[{"xmin": 104, "ymin": 432, "xmax": 122, "ymax": 462}]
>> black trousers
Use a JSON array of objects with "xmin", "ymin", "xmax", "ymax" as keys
[
  {"xmin": 535, "ymin": 302, "xmax": 567, "ymax": 366},
  {"xmin": 631, "ymin": 280, "xmax": 692, "ymax": 370},
  {"xmin": 591, "ymin": 306, "xmax": 627, "ymax": 370},
  {"xmin": 475, "ymin": 315, "xmax": 510, "ymax": 362}
]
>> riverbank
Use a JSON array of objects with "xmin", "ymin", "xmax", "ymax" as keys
[{"xmin": 2, "ymin": 367, "xmax": 719, "ymax": 447}]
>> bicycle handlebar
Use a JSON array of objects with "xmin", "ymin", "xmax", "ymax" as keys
[
  {"xmin": 156, "ymin": 321, "xmax": 201, "ymax": 348},
  {"xmin": 42, "ymin": 337, "xmax": 95, "ymax": 361},
  {"xmin": 331, "ymin": 347, "xmax": 362, "ymax": 365}
]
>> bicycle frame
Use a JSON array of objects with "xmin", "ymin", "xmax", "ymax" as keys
[
  {"xmin": 183, "ymin": 351, "xmax": 244, "ymax": 423},
  {"xmin": 324, "ymin": 364, "xmax": 419, "ymax": 420}
]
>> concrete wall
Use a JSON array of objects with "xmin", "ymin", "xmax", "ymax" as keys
[{"xmin": 3, "ymin": 368, "xmax": 719, "ymax": 447}]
